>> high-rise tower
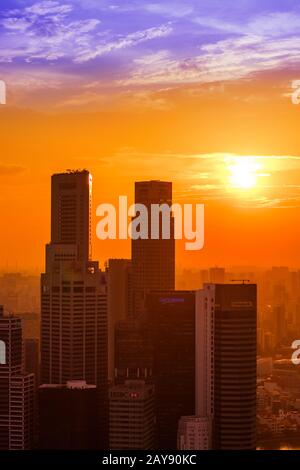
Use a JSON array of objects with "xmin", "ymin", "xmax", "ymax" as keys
[
  {"xmin": 131, "ymin": 181, "xmax": 175, "ymax": 316},
  {"xmin": 41, "ymin": 170, "xmax": 108, "ymax": 448},
  {"xmin": 196, "ymin": 283, "xmax": 257, "ymax": 450}
]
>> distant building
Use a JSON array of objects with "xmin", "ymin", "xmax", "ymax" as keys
[
  {"xmin": 257, "ymin": 357, "xmax": 272, "ymax": 379},
  {"xmin": 0, "ymin": 274, "xmax": 40, "ymax": 314},
  {"xmin": 39, "ymin": 381, "xmax": 98, "ymax": 449},
  {"xmin": 109, "ymin": 380, "xmax": 155, "ymax": 450},
  {"xmin": 273, "ymin": 359, "xmax": 300, "ymax": 390},
  {"xmin": 177, "ymin": 416, "xmax": 211, "ymax": 450},
  {"xmin": 274, "ymin": 304, "xmax": 286, "ymax": 343},
  {"xmin": 0, "ymin": 306, "xmax": 34, "ymax": 450},
  {"xmin": 18, "ymin": 312, "xmax": 40, "ymax": 340},
  {"xmin": 209, "ymin": 267, "xmax": 225, "ymax": 284}
]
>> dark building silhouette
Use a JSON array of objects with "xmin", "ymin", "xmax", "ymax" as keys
[
  {"xmin": 109, "ymin": 380, "xmax": 155, "ymax": 450},
  {"xmin": 274, "ymin": 304, "xmax": 286, "ymax": 344},
  {"xmin": 41, "ymin": 170, "xmax": 108, "ymax": 448},
  {"xmin": 24, "ymin": 338, "xmax": 40, "ymax": 386},
  {"xmin": 196, "ymin": 283, "xmax": 257, "ymax": 450},
  {"xmin": 39, "ymin": 381, "xmax": 98, "ymax": 449},
  {"xmin": 24, "ymin": 338, "xmax": 40, "ymax": 446},
  {"xmin": 107, "ymin": 259, "xmax": 132, "ymax": 381},
  {"xmin": 115, "ymin": 318, "xmax": 153, "ymax": 384},
  {"xmin": 132, "ymin": 181, "xmax": 175, "ymax": 316},
  {"xmin": 146, "ymin": 291, "xmax": 195, "ymax": 449},
  {"xmin": 0, "ymin": 306, "xmax": 34, "ymax": 450}
]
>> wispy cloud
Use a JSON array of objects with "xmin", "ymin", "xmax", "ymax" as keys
[
  {"xmin": 0, "ymin": 1, "xmax": 173, "ymax": 68},
  {"xmin": 194, "ymin": 11, "xmax": 300, "ymax": 37},
  {"xmin": 74, "ymin": 24, "xmax": 173, "ymax": 63},
  {"xmin": 25, "ymin": 1, "xmax": 73, "ymax": 16},
  {"xmin": 0, "ymin": 1, "xmax": 101, "ymax": 62},
  {"xmin": 142, "ymin": 3, "xmax": 194, "ymax": 18},
  {"xmin": 119, "ymin": 32, "xmax": 300, "ymax": 86},
  {"xmin": 0, "ymin": 164, "xmax": 26, "ymax": 176}
]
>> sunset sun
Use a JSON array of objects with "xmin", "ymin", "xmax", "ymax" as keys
[{"xmin": 228, "ymin": 157, "xmax": 261, "ymax": 190}]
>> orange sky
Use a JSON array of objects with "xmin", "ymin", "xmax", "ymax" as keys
[{"xmin": 1, "ymin": 75, "xmax": 300, "ymax": 272}]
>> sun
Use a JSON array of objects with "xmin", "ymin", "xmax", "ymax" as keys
[{"xmin": 228, "ymin": 157, "xmax": 261, "ymax": 189}]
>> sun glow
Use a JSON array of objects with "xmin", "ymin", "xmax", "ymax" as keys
[{"xmin": 228, "ymin": 157, "xmax": 262, "ymax": 189}]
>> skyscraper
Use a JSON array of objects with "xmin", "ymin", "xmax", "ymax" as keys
[
  {"xmin": 146, "ymin": 291, "xmax": 195, "ymax": 449},
  {"xmin": 41, "ymin": 170, "xmax": 108, "ymax": 448},
  {"xmin": 0, "ymin": 306, "xmax": 34, "ymax": 450},
  {"xmin": 109, "ymin": 380, "xmax": 155, "ymax": 450},
  {"xmin": 196, "ymin": 283, "xmax": 257, "ymax": 450},
  {"xmin": 132, "ymin": 181, "xmax": 175, "ymax": 316}
]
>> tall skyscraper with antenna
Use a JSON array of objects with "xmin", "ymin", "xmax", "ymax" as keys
[{"xmin": 41, "ymin": 170, "xmax": 108, "ymax": 448}]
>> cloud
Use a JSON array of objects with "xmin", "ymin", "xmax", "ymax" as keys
[
  {"xmin": 194, "ymin": 11, "xmax": 300, "ymax": 37},
  {"xmin": 120, "ymin": 89, "xmax": 172, "ymax": 110},
  {"xmin": 114, "ymin": 10, "xmax": 300, "ymax": 87},
  {"xmin": 0, "ymin": 2, "xmax": 172, "ymax": 66},
  {"xmin": 55, "ymin": 90, "xmax": 107, "ymax": 108},
  {"xmin": 247, "ymin": 11, "xmax": 300, "ymax": 37},
  {"xmin": 0, "ymin": 164, "xmax": 26, "ymax": 176},
  {"xmin": 25, "ymin": 1, "xmax": 73, "ymax": 16},
  {"xmin": 0, "ymin": 1, "xmax": 101, "ymax": 62},
  {"xmin": 0, "ymin": 68, "xmax": 81, "ymax": 108},
  {"xmin": 143, "ymin": 3, "xmax": 194, "ymax": 18},
  {"xmin": 119, "ymin": 32, "xmax": 300, "ymax": 86},
  {"xmin": 194, "ymin": 17, "xmax": 244, "ymax": 34},
  {"xmin": 74, "ymin": 24, "xmax": 173, "ymax": 62},
  {"xmin": 85, "ymin": 1, "xmax": 193, "ymax": 17}
]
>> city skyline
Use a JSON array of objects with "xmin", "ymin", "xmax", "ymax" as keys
[
  {"xmin": 0, "ymin": 167, "xmax": 299, "ymax": 450},
  {"xmin": 0, "ymin": 0, "xmax": 300, "ymax": 456}
]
